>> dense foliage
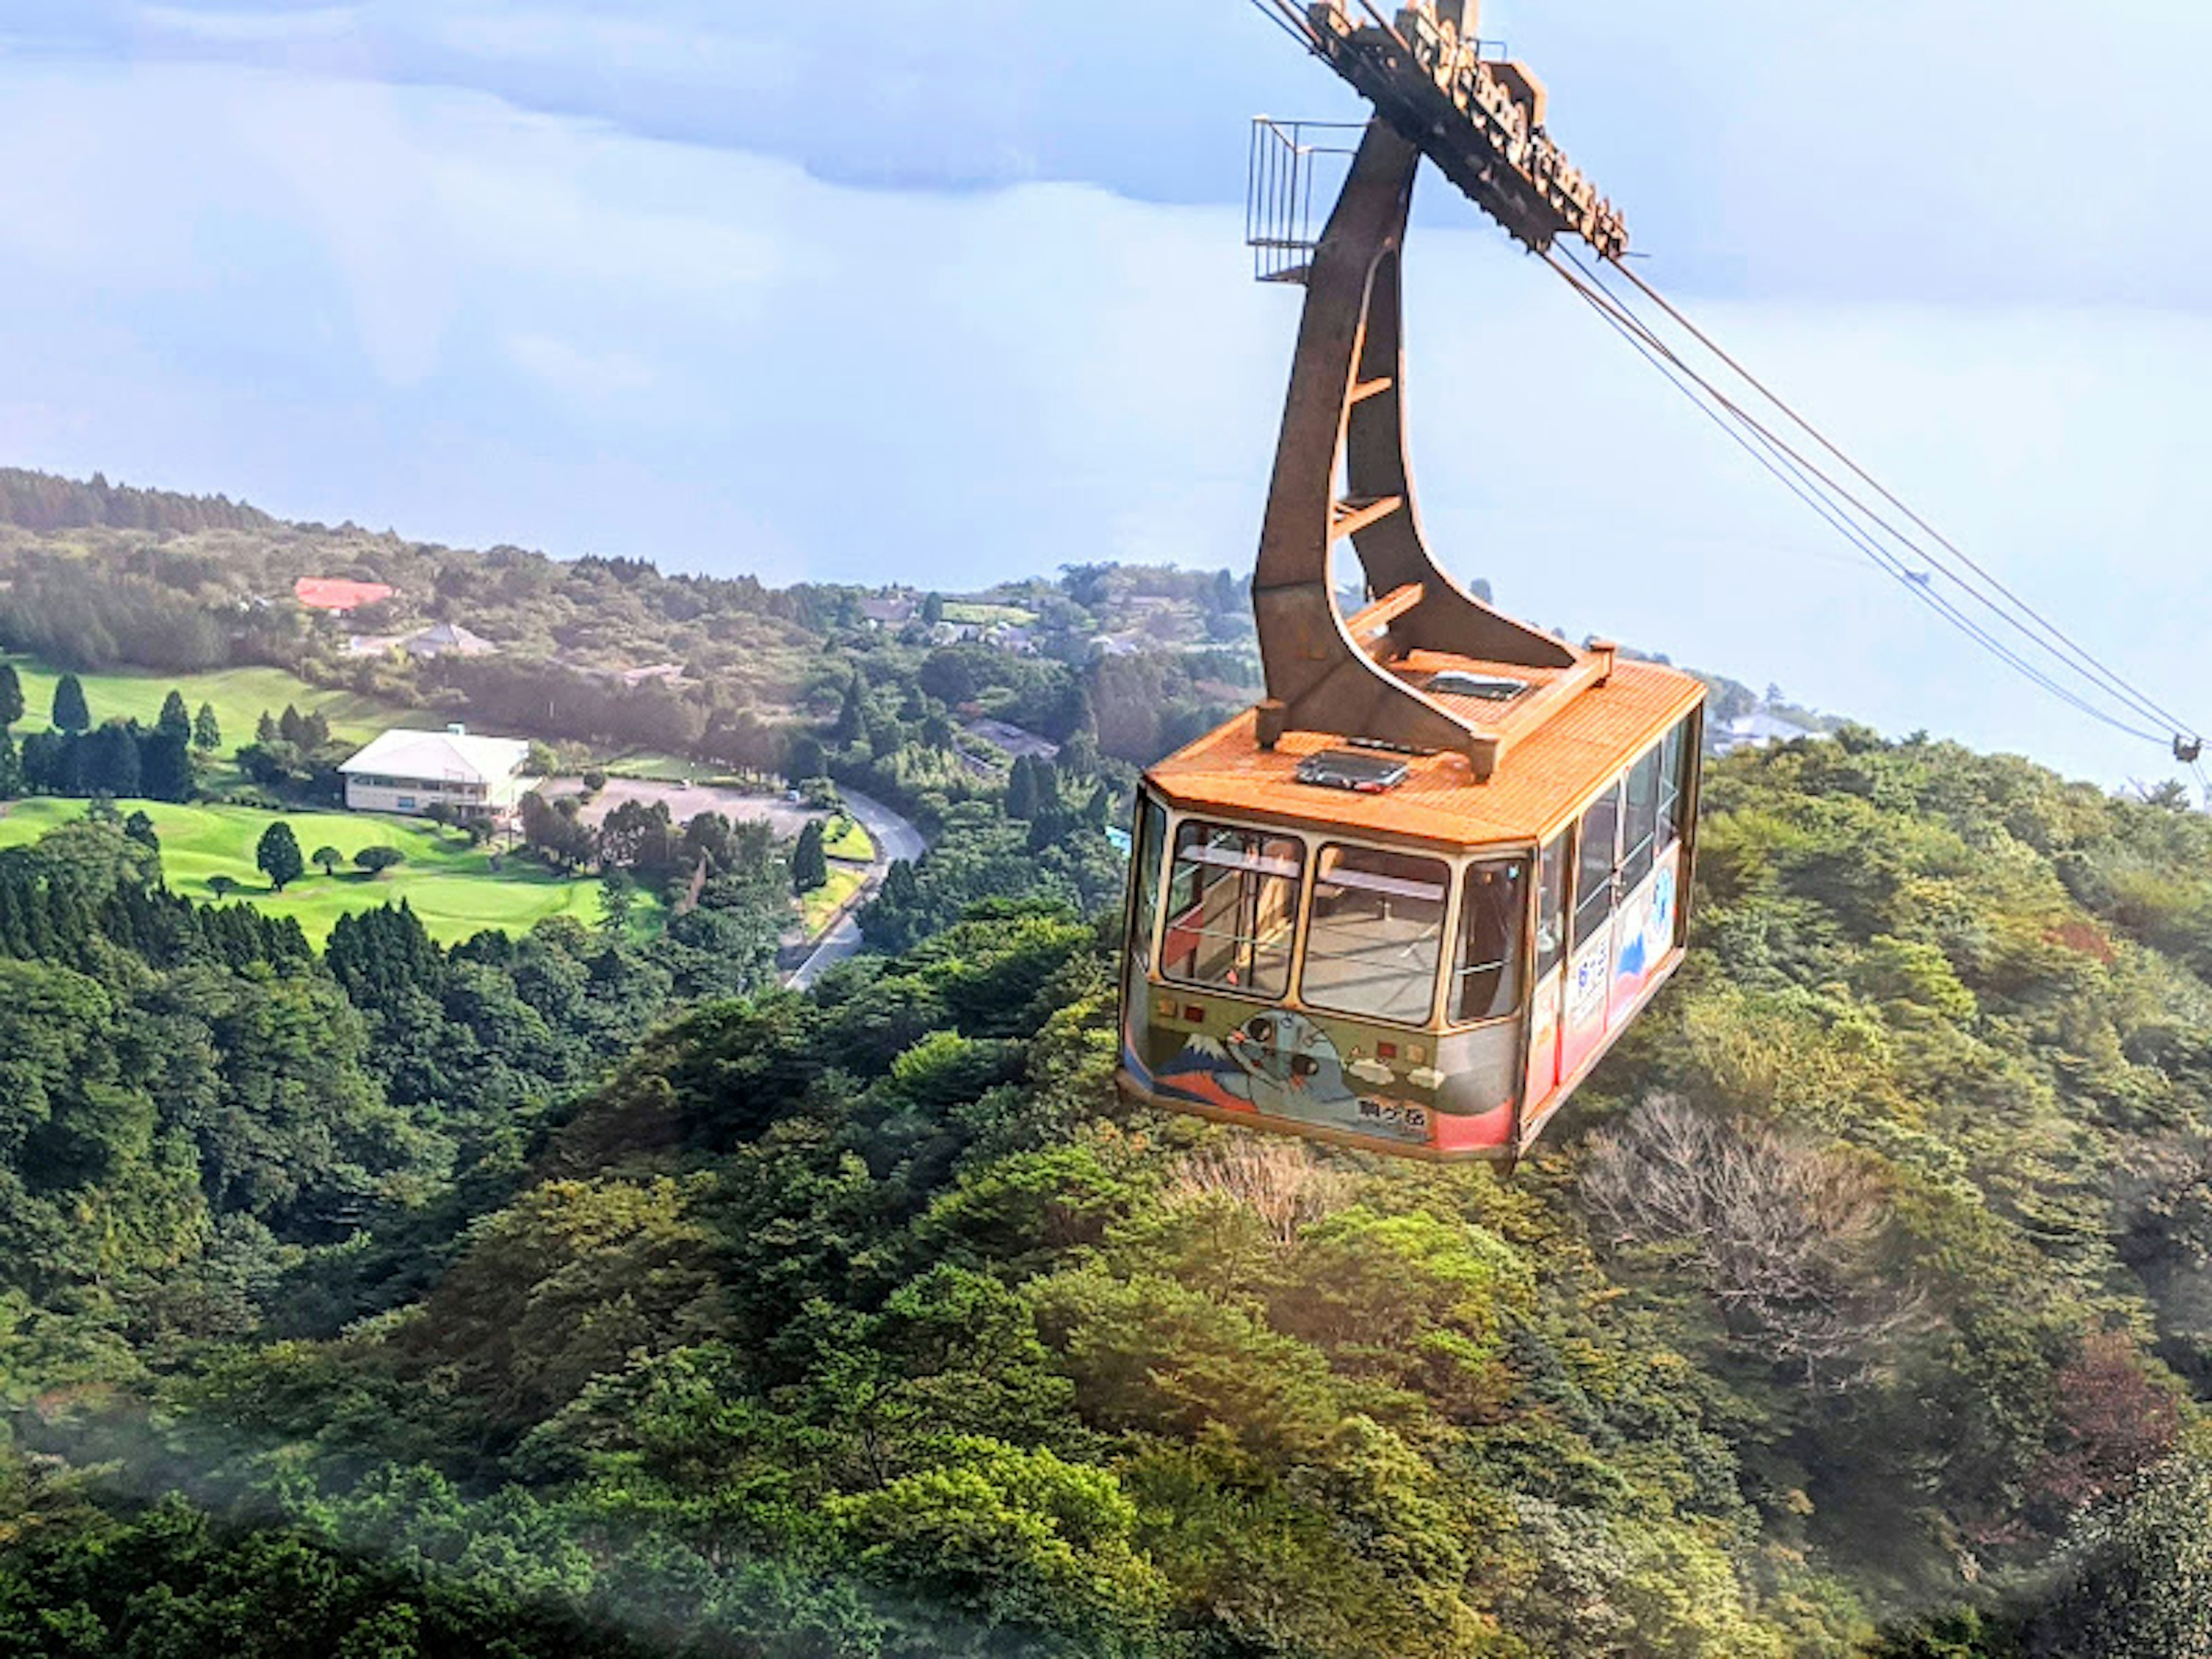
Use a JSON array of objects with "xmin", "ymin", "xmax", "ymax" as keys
[
  {"xmin": 0, "ymin": 715, "xmax": 2203, "ymax": 1655},
  {"xmin": 0, "ymin": 468, "xmax": 2203, "ymax": 1654}
]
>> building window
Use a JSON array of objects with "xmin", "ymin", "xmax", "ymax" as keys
[
  {"xmin": 1301, "ymin": 844, "xmax": 1449, "ymax": 1025},
  {"xmin": 396, "ymin": 796, "xmax": 416, "ymax": 811},
  {"xmin": 1162, "ymin": 821, "xmax": 1304, "ymax": 998}
]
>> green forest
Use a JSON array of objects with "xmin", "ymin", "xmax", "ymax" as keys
[{"xmin": 0, "ymin": 473, "xmax": 2209, "ymax": 1656}]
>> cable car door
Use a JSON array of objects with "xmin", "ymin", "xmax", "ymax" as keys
[{"xmin": 1559, "ymin": 782, "xmax": 1622, "ymax": 1082}]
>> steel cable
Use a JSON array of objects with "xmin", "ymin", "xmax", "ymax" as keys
[
  {"xmin": 1603, "ymin": 256, "xmax": 2199, "ymax": 748},
  {"xmin": 1541, "ymin": 251, "xmax": 2172, "ymax": 744}
]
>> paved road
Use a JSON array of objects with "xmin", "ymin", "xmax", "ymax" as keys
[{"xmin": 787, "ymin": 786, "xmax": 926, "ymax": 990}]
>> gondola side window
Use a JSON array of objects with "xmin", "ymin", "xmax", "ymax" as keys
[
  {"xmin": 1452, "ymin": 857, "xmax": 1529, "ymax": 1024},
  {"xmin": 1572, "ymin": 782, "xmax": 1622, "ymax": 951},
  {"xmin": 1657, "ymin": 719, "xmax": 1690, "ymax": 851},
  {"xmin": 1622, "ymin": 745, "xmax": 1663, "ymax": 889},
  {"xmin": 1300, "ymin": 844, "xmax": 1450, "ymax": 1024},
  {"xmin": 1535, "ymin": 836, "xmax": 1567, "ymax": 980},
  {"xmin": 1129, "ymin": 794, "xmax": 1169, "ymax": 970},
  {"xmin": 1162, "ymin": 821, "xmax": 1304, "ymax": 998}
]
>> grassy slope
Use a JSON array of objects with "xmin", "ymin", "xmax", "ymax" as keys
[
  {"xmin": 823, "ymin": 813, "xmax": 873, "ymax": 863},
  {"xmin": 798, "ymin": 866, "xmax": 866, "ymax": 934},
  {"xmin": 0, "ymin": 798, "xmax": 620, "ymax": 946},
  {"xmin": 5, "ymin": 656, "xmax": 414, "ymax": 756},
  {"xmin": 941, "ymin": 601, "xmax": 1037, "ymax": 626}
]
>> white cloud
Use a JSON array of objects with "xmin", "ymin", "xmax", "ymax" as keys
[
  {"xmin": 0, "ymin": 54, "xmax": 2200, "ymax": 789},
  {"xmin": 503, "ymin": 332, "xmax": 658, "ymax": 403},
  {"xmin": 136, "ymin": 6, "xmax": 363, "ymax": 45},
  {"xmin": 414, "ymin": 6, "xmax": 796, "ymax": 89}
]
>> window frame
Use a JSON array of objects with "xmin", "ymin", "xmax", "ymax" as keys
[
  {"xmin": 1657, "ymin": 717, "xmax": 1691, "ymax": 853},
  {"xmin": 1128, "ymin": 791, "xmax": 1169, "ymax": 971},
  {"xmin": 1571, "ymin": 781, "xmax": 1623, "ymax": 952},
  {"xmin": 1159, "ymin": 819, "xmax": 1306, "ymax": 1001},
  {"xmin": 1298, "ymin": 840, "xmax": 1454, "ymax": 1027},
  {"xmin": 1533, "ymin": 834, "xmax": 1569, "ymax": 982},
  {"xmin": 1621, "ymin": 744, "xmax": 1664, "ymax": 891},
  {"xmin": 1449, "ymin": 854, "xmax": 1532, "ymax": 1028}
]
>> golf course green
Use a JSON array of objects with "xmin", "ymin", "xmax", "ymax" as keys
[
  {"xmin": 5, "ymin": 657, "xmax": 414, "ymax": 753},
  {"xmin": 0, "ymin": 798, "xmax": 619, "ymax": 945}
]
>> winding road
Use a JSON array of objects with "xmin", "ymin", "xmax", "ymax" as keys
[{"xmin": 787, "ymin": 785, "xmax": 926, "ymax": 990}]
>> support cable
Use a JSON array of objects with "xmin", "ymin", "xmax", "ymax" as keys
[
  {"xmin": 1541, "ymin": 251, "xmax": 2171, "ymax": 745},
  {"xmin": 1249, "ymin": 0, "xmax": 1327, "ymax": 57},
  {"xmin": 1603, "ymin": 255, "xmax": 2199, "ymax": 748}
]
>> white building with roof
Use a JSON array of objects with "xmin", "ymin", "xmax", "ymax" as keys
[
  {"xmin": 402, "ymin": 621, "xmax": 498, "ymax": 660},
  {"xmin": 340, "ymin": 725, "xmax": 533, "ymax": 819}
]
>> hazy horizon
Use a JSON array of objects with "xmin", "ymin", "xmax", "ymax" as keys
[{"xmin": 1, "ymin": 3, "xmax": 2206, "ymax": 792}]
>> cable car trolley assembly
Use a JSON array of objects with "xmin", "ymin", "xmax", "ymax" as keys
[{"xmin": 1116, "ymin": 1, "xmax": 1707, "ymax": 1165}]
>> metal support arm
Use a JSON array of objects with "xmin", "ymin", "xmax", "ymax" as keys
[{"xmin": 1251, "ymin": 118, "xmax": 1574, "ymax": 775}]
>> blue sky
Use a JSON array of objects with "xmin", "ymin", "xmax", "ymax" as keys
[{"xmin": 0, "ymin": 1, "xmax": 2206, "ymax": 786}]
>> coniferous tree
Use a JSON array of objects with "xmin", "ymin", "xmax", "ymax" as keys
[
  {"xmin": 156, "ymin": 690, "xmax": 191, "ymax": 742},
  {"xmin": 278, "ymin": 704, "xmax": 306, "ymax": 746},
  {"xmin": 302, "ymin": 710, "xmax": 331, "ymax": 750},
  {"xmin": 255, "ymin": 710, "xmax": 279, "ymax": 745},
  {"xmin": 139, "ymin": 729, "xmax": 194, "ymax": 802},
  {"xmin": 1006, "ymin": 755, "xmax": 1040, "ymax": 821},
  {"xmin": 0, "ymin": 728, "xmax": 20, "ymax": 798},
  {"xmin": 123, "ymin": 810, "xmax": 159, "ymax": 853},
  {"xmin": 256, "ymin": 820, "xmax": 305, "ymax": 891},
  {"xmin": 0, "ymin": 663, "xmax": 21, "ymax": 728},
  {"xmin": 51, "ymin": 673, "xmax": 89, "ymax": 734},
  {"xmin": 192, "ymin": 702, "xmax": 221, "ymax": 753},
  {"xmin": 81, "ymin": 722, "xmax": 139, "ymax": 796},
  {"xmin": 832, "ymin": 681, "xmax": 865, "ymax": 746},
  {"xmin": 792, "ymin": 819, "xmax": 828, "ymax": 893}
]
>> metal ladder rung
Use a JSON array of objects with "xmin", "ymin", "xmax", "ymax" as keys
[{"xmin": 1330, "ymin": 494, "xmax": 1404, "ymax": 539}]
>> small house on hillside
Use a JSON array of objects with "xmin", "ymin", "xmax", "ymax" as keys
[
  {"xmin": 340, "ymin": 725, "xmax": 532, "ymax": 819},
  {"xmin": 858, "ymin": 594, "xmax": 917, "ymax": 628},
  {"xmin": 402, "ymin": 622, "xmax": 498, "ymax": 660},
  {"xmin": 294, "ymin": 577, "xmax": 396, "ymax": 613},
  {"xmin": 1713, "ymin": 710, "xmax": 1816, "ymax": 756}
]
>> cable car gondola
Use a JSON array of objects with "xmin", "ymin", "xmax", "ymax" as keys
[{"xmin": 1116, "ymin": 100, "xmax": 1705, "ymax": 1165}]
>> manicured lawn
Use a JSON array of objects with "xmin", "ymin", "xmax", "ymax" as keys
[
  {"xmin": 798, "ymin": 866, "xmax": 866, "ymax": 935},
  {"xmin": 0, "ymin": 798, "xmax": 628, "ymax": 946},
  {"xmin": 4, "ymin": 656, "xmax": 414, "ymax": 757},
  {"xmin": 823, "ymin": 813, "xmax": 874, "ymax": 863},
  {"xmin": 603, "ymin": 751, "xmax": 703, "ymax": 783},
  {"xmin": 943, "ymin": 601, "xmax": 1039, "ymax": 627}
]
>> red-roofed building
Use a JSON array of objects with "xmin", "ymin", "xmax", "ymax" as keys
[{"xmin": 294, "ymin": 577, "xmax": 396, "ymax": 613}]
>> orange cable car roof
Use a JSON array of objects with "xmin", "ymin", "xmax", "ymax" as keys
[{"xmin": 1147, "ymin": 651, "xmax": 1705, "ymax": 853}]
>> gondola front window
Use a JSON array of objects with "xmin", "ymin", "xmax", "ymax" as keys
[
  {"xmin": 1300, "ymin": 845, "xmax": 1450, "ymax": 1023},
  {"xmin": 1453, "ymin": 857, "xmax": 1529, "ymax": 1023},
  {"xmin": 1162, "ymin": 822, "xmax": 1304, "ymax": 997},
  {"xmin": 1128, "ymin": 794, "xmax": 1169, "ymax": 970}
]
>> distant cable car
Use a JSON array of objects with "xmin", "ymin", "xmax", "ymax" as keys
[{"xmin": 1116, "ymin": 115, "xmax": 1705, "ymax": 1164}]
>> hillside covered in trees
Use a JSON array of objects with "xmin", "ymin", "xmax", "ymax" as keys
[{"xmin": 0, "ymin": 472, "xmax": 2207, "ymax": 1654}]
